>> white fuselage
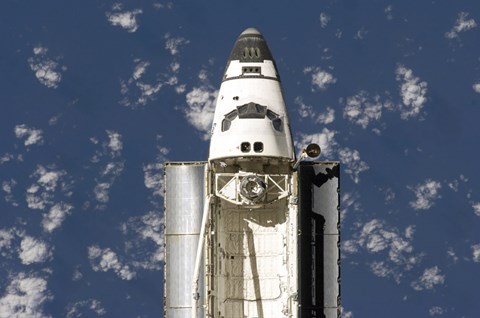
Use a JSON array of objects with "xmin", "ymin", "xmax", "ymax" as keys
[{"xmin": 208, "ymin": 46, "xmax": 294, "ymax": 164}]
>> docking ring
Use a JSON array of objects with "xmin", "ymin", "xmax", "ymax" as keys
[{"xmin": 239, "ymin": 176, "xmax": 267, "ymax": 202}]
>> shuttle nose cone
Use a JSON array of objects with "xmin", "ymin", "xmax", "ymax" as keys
[
  {"xmin": 227, "ymin": 27, "xmax": 274, "ymax": 64},
  {"xmin": 240, "ymin": 27, "xmax": 262, "ymax": 36}
]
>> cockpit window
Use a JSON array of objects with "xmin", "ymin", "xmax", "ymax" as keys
[
  {"xmin": 266, "ymin": 110, "xmax": 277, "ymax": 120},
  {"xmin": 272, "ymin": 118, "xmax": 283, "ymax": 131},
  {"xmin": 237, "ymin": 103, "xmax": 267, "ymax": 118},
  {"xmin": 222, "ymin": 119, "xmax": 231, "ymax": 132},
  {"xmin": 221, "ymin": 102, "xmax": 283, "ymax": 132},
  {"xmin": 267, "ymin": 110, "xmax": 283, "ymax": 132},
  {"xmin": 225, "ymin": 110, "xmax": 238, "ymax": 121},
  {"xmin": 221, "ymin": 109, "xmax": 238, "ymax": 131}
]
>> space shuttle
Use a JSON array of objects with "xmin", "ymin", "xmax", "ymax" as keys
[{"xmin": 164, "ymin": 28, "xmax": 340, "ymax": 318}]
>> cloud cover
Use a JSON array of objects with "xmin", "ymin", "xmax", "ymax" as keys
[
  {"xmin": 28, "ymin": 46, "xmax": 65, "ymax": 89},
  {"xmin": 19, "ymin": 236, "xmax": 52, "ymax": 265},
  {"xmin": 106, "ymin": 5, "xmax": 142, "ymax": 33},
  {"xmin": 445, "ymin": 12, "xmax": 477, "ymax": 39},
  {"xmin": 408, "ymin": 179, "xmax": 442, "ymax": 211},
  {"xmin": 396, "ymin": 65, "xmax": 428, "ymax": 119},
  {"xmin": 15, "ymin": 125, "xmax": 44, "ymax": 147},
  {"xmin": 184, "ymin": 86, "xmax": 218, "ymax": 140},
  {"xmin": 0, "ymin": 273, "xmax": 52, "ymax": 318},
  {"xmin": 343, "ymin": 219, "xmax": 422, "ymax": 283}
]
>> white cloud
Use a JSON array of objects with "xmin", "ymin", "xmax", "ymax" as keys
[
  {"xmin": 2, "ymin": 179, "xmax": 18, "ymax": 206},
  {"xmin": 429, "ymin": 306, "xmax": 445, "ymax": 316},
  {"xmin": 294, "ymin": 97, "xmax": 335, "ymax": 124},
  {"xmin": 48, "ymin": 114, "xmax": 61, "ymax": 126},
  {"xmin": 94, "ymin": 183, "xmax": 111, "ymax": 204},
  {"xmin": 122, "ymin": 211, "xmax": 165, "ymax": 269},
  {"xmin": 132, "ymin": 61, "xmax": 149, "ymax": 80},
  {"xmin": 106, "ymin": 7, "xmax": 142, "ymax": 33},
  {"xmin": 28, "ymin": 45, "xmax": 65, "ymax": 89},
  {"xmin": 341, "ymin": 307, "xmax": 353, "ymax": 318},
  {"xmin": 447, "ymin": 247, "xmax": 459, "ymax": 263},
  {"xmin": 153, "ymin": 2, "xmax": 174, "ymax": 10},
  {"xmin": 135, "ymin": 82, "xmax": 163, "ymax": 103},
  {"xmin": 87, "ymin": 211, "xmax": 164, "ymax": 282},
  {"xmin": 473, "ymin": 83, "xmax": 480, "ymax": 93},
  {"xmin": 447, "ymin": 174, "xmax": 468, "ymax": 192},
  {"xmin": 38, "ymin": 171, "xmax": 61, "ymax": 192},
  {"xmin": 317, "ymin": 107, "xmax": 335, "ymax": 124},
  {"xmin": 304, "ymin": 66, "xmax": 337, "ymax": 91},
  {"xmin": 319, "ymin": 13, "xmax": 330, "ymax": 28},
  {"xmin": 383, "ymin": 187, "xmax": 396, "ymax": 204},
  {"xmin": 198, "ymin": 69, "xmax": 209, "ymax": 81},
  {"xmin": 405, "ymin": 225, "xmax": 415, "ymax": 240},
  {"xmin": 143, "ymin": 143, "xmax": 168, "ymax": 207},
  {"xmin": 0, "ymin": 228, "xmax": 15, "ymax": 256},
  {"xmin": 384, "ymin": 5, "xmax": 393, "ymax": 20},
  {"xmin": 353, "ymin": 27, "xmax": 368, "ymax": 40},
  {"xmin": 18, "ymin": 236, "xmax": 52, "ymax": 265},
  {"xmin": 342, "ymin": 239, "xmax": 359, "ymax": 254},
  {"xmin": 296, "ymin": 128, "xmax": 338, "ymax": 159},
  {"xmin": 66, "ymin": 299, "xmax": 106, "ymax": 318},
  {"xmin": 15, "ymin": 124, "xmax": 44, "ymax": 147},
  {"xmin": 175, "ymin": 84, "xmax": 186, "ymax": 94},
  {"xmin": 106, "ymin": 130, "xmax": 122, "ymax": 157},
  {"xmin": 411, "ymin": 266, "xmax": 445, "ymax": 291},
  {"xmin": 370, "ymin": 261, "xmax": 395, "ymax": 278},
  {"xmin": 447, "ymin": 179, "xmax": 459, "ymax": 192},
  {"xmin": 445, "ymin": 12, "xmax": 477, "ymax": 39},
  {"xmin": 295, "ymin": 96, "xmax": 315, "ymax": 119},
  {"xmin": 88, "ymin": 246, "xmax": 136, "ymax": 280},
  {"xmin": 338, "ymin": 147, "xmax": 369, "ymax": 184},
  {"xmin": 120, "ymin": 59, "xmax": 177, "ymax": 108},
  {"xmin": 170, "ymin": 62, "xmax": 180, "ymax": 73},
  {"xmin": 0, "ymin": 153, "xmax": 15, "ymax": 165},
  {"xmin": 184, "ymin": 86, "xmax": 218, "ymax": 140},
  {"xmin": 340, "ymin": 192, "xmax": 361, "ymax": 221},
  {"xmin": 26, "ymin": 165, "xmax": 69, "ymax": 211},
  {"xmin": 473, "ymin": 202, "xmax": 480, "ymax": 216},
  {"xmin": 25, "ymin": 185, "xmax": 47, "ymax": 210},
  {"xmin": 408, "ymin": 179, "xmax": 442, "ymax": 210},
  {"xmin": 342, "ymin": 81, "xmax": 428, "ymax": 129},
  {"xmin": 396, "ymin": 65, "xmax": 428, "ymax": 119},
  {"xmin": 143, "ymin": 163, "xmax": 164, "ymax": 198},
  {"xmin": 472, "ymin": 244, "xmax": 480, "ymax": 262},
  {"xmin": 72, "ymin": 268, "xmax": 83, "ymax": 282},
  {"xmin": 33, "ymin": 46, "xmax": 48, "ymax": 55},
  {"xmin": 343, "ymin": 219, "xmax": 421, "ymax": 283},
  {"xmin": 101, "ymin": 162, "xmax": 123, "ymax": 179},
  {"xmin": 89, "ymin": 132, "xmax": 125, "ymax": 209},
  {"xmin": 164, "ymin": 34, "xmax": 190, "ymax": 55},
  {"xmin": 342, "ymin": 91, "xmax": 384, "ymax": 128},
  {"xmin": 42, "ymin": 202, "xmax": 73, "ymax": 233},
  {"xmin": 0, "ymin": 273, "xmax": 52, "ymax": 318}
]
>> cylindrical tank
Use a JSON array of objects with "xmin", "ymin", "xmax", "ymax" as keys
[{"xmin": 164, "ymin": 163, "xmax": 206, "ymax": 318}]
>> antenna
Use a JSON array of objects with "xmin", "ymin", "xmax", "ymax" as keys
[{"xmin": 292, "ymin": 143, "xmax": 322, "ymax": 170}]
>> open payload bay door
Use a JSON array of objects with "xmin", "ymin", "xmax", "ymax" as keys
[
  {"xmin": 298, "ymin": 161, "xmax": 340, "ymax": 318},
  {"xmin": 164, "ymin": 162, "xmax": 207, "ymax": 318}
]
